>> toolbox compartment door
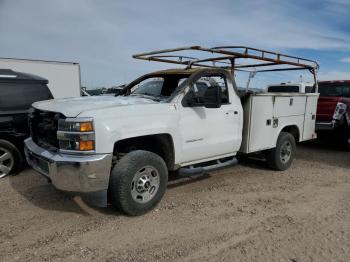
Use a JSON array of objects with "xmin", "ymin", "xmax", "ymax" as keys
[
  {"xmin": 302, "ymin": 94, "xmax": 319, "ymax": 140},
  {"xmin": 273, "ymin": 96, "xmax": 306, "ymax": 117}
]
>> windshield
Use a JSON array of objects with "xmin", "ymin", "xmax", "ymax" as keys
[
  {"xmin": 133, "ymin": 79, "xmax": 164, "ymax": 97},
  {"xmin": 128, "ymin": 74, "xmax": 189, "ymax": 100},
  {"xmin": 318, "ymin": 83, "xmax": 350, "ymax": 97}
]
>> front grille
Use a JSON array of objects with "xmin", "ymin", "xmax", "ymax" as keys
[{"xmin": 29, "ymin": 109, "xmax": 64, "ymax": 151}]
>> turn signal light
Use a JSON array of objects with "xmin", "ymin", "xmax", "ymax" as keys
[
  {"xmin": 80, "ymin": 122, "xmax": 94, "ymax": 132},
  {"xmin": 79, "ymin": 140, "xmax": 94, "ymax": 151}
]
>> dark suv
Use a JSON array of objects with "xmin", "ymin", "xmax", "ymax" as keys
[{"xmin": 0, "ymin": 69, "xmax": 52, "ymax": 178}]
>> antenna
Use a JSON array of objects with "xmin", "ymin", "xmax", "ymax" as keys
[{"xmin": 246, "ymin": 70, "xmax": 257, "ymax": 91}]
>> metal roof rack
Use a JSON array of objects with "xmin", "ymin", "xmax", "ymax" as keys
[{"xmin": 133, "ymin": 46, "xmax": 319, "ymax": 73}]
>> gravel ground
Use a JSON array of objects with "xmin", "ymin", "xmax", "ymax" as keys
[{"xmin": 1, "ymin": 141, "xmax": 350, "ymax": 262}]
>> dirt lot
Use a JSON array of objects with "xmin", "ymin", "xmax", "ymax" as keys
[{"xmin": 1, "ymin": 141, "xmax": 350, "ymax": 262}]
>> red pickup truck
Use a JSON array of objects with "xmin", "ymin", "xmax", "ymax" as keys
[{"xmin": 316, "ymin": 80, "xmax": 350, "ymax": 141}]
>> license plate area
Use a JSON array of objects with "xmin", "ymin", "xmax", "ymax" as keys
[{"xmin": 29, "ymin": 152, "xmax": 50, "ymax": 174}]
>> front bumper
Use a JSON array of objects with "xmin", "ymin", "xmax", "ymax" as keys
[{"xmin": 24, "ymin": 138, "xmax": 112, "ymax": 193}]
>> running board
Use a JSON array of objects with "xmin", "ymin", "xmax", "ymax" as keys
[{"xmin": 178, "ymin": 157, "xmax": 238, "ymax": 176}]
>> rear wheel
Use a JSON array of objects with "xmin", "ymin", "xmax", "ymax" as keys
[
  {"xmin": 266, "ymin": 132, "xmax": 296, "ymax": 171},
  {"xmin": 344, "ymin": 126, "xmax": 350, "ymax": 150},
  {"xmin": 0, "ymin": 139, "xmax": 23, "ymax": 178},
  {"xmin": 108, "ymin": 150, "xmax": 168, "ymax": 216}
]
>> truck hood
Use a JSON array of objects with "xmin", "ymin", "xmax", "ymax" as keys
[{"xmin": 32, "ymin": 95, "xmax": 158, "ymax": 117}]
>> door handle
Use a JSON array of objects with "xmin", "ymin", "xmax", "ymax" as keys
[{"xmin": 225, "ymin": 110, "xmax": 238, "ymax": 115}]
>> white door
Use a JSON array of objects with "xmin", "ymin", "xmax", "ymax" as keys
[
  {"xmin": 248, "ymin": 96, "xmax": 274, "ymax": 152},
  {"xmin": 302, "ymin": 95, "xmax": 319, "ymax": 140},
  {"xmin": 178, "ymin": 73, "xmax": 242, "ymax": 164}
]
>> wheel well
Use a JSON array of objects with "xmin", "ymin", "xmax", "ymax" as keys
[
  {"xmin": 113, "ymin": 134, "xmax": 175, "ymax": 170},
  {"xmin": 0, "ymin": 136, "xmax": 24, "ymax": 153},
  {"xmin": 281, "ymin": 125, "xmax": 300, "ymax": 142}
]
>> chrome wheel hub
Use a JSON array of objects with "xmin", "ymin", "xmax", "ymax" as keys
[
  {"xmin": 131, "ymin": 166, "xmax": 160, "ymax": 204},
  {"xmin": 280, "ymin": 141, "xmax": 292, "ymax": 164},
  {"xmin": 0, "ymin": 147, "xmax": 14, "ymax": 178}
]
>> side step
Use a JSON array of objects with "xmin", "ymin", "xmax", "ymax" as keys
[{"xmin": 178, "ymin": 157, "xmax": 238, "ymax": 176}]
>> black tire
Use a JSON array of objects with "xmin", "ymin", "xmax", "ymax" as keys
[
  {"xmin": 344, "ymin": 126, "xmax": 350, "ymax": 151},
  {"xmin": 0, "ymin": 139, "xmax": 24, "ymax": 178},
  {"xmin": 266, "ymin": 132, "xmax": 296, "ymax": 171},
  {"xmin": 108, "ymin": 150, "xmax": 168, "ymax": 216}
]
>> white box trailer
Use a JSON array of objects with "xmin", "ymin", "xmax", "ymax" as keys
[{"xmin": 0, "ymin": 58, "xmax": 81, "ymax": 98}]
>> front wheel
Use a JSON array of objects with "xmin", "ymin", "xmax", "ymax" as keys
[
  {"xmin": 108, "ymin": 150, "xmax": 168, "ymax": 216},
  {"xmin": 266, "ymin": 132, "xmax": 296, "ymax": 171},
  {"xmin": 0, "ymin": 139, "xmax": 23, "ymax": 178},
  {"xmin": 341, "ymin": 125, "xmax": 350, "ymax": 150}
]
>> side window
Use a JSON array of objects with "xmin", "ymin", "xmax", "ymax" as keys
[
  {"xmin": 268, "ymin": 85, "xmax": 299, "ymax": 93},
  {"xmin": 342, "ymin": 86, "xmax": 350, "ymax": 97},
  {"xmin": 193, "ymin": 75, "xmax": 229, "ymax": 104},
  {"xmin": 0, "ymin": 82, "xmax": 52, "ymax": 111},
  {"xmin": 305, "ymin": 86, "xmax": 313, "ymax": 93}
]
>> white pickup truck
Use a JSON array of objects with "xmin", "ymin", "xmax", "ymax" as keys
[{"xmin": 24, "ymin": 46, "xmax": 319, "ymax": 215}]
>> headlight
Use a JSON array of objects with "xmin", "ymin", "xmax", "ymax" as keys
[
  {"xmin": 333, "ymin": 102, "xmax": 347, "ymax": 121},
  {"xmin": 57, "ymin": 118, "xmax": 95, "ymax": 152},
  {"xmin": 58, "ymin": 118, "xmax": 94, "ymax": 132}
]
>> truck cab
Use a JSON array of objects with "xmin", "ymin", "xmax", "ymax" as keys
[{"xmin": 315, "ymin": 80, "xmax": 350, "ymax": 132}]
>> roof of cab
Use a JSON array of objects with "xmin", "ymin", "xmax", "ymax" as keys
[
  {"xmin": 146, "ymin": 67, "xmax": 216, "ymax": 75},
  {"xmin": 0, "ymin": 69, "xmax": 48, "ymax": 83}
]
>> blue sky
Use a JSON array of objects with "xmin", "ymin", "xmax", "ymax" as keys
[{"xmin": 0, "ymin": 0, "xmax": 349, "ymax": 88}]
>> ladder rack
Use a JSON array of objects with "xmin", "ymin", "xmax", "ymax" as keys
[{"xmin": 133, "ymin": 45, "xmax": 319, "ymax": 73}]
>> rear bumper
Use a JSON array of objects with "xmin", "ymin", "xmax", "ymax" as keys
[
  {"xmin": 316, "ymin": 121, "xmax": 334, "ymax": 131},
  {"xmin": 315, "ymin": 119, "xmax": 345, "ymax": 131},
  {"xmin": 24, "ymin": 138, "xmax": 112, "ymax": 193}
]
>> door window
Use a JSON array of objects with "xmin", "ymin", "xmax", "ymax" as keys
[
  {"xmin": 305, "ymin": 86, "xmax": 313, "ymax": 93},
  {"xmin": 193, "ymin": 75, "xmax": 229, "ymax": 103},
  {"xmin": 342, "ymin": 86, "xmax": 350, "ymax": 97}
]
